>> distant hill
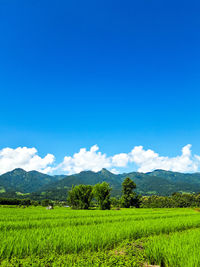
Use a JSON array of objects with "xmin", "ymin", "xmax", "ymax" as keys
[
  {"xmin": 0, "ymin": 168, "xmax": 63, "ymax": 193},
  {"xmin": 37, "ymin": 168, "xmax": 123, "ymax": 200},
  {"xmin": 1, "ymin": 168, "xmax": 200, "ymax": 200}
]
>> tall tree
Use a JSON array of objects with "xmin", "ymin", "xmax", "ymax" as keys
[
  {"xmin": 94, "ymin": 182, "xmax": 111, "ymax": 210},
  {"xmin": 121, "ymin": 177, "xmax": 140, "ymax": 208},
  {"xmin": 67, "ymin": 185, "xmax": 93, "ymax": 209}
]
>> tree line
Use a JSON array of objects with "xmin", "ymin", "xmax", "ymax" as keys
[
  {"xmin": 0, "ymin": 198, "xmax": 32, "ymax": 206},
  {"xmin": 141, "ymin": 193, "xmax": 200, "ymax": 208},
  {"xmin": 66, "ymin": 179, "xmax": 200, "ymax": 209},
  {"xmin": 0, "ymin": 198, "xmax": 57, "ymax": 207},
  {"xmin": 2, "ymin": 177, "xmax": 200, "ymax": 209},
  {"xmin": 67, "ymin": 178, "xmax": 140, "ymax": 210}
]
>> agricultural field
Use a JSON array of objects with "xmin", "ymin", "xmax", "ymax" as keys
[{"xmin": 1, "ymin": 207, "xmax": 200, "ymax": 266}]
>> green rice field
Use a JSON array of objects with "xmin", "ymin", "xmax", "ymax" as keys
[{"xmin": 1, "ymin": 207, "xmax": 200, "ymax": 266}]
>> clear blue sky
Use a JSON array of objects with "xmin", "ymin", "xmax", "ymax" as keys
[{"xmin": 0, "ymin": 0, "xmax": 200, "ymax": 163}]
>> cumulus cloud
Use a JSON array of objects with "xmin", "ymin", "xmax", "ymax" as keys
[
  {"xmin": 55, "ymin": 145, "xmax": 111, "ymax": 174},
  {"xmin": 0, "ymin": 144, "xmax": 200, "ymax": 175},
  {"xmin": 129, "ymin": 144, "xmax": 199, "ymax": 173},
  {"xmin": 112, "ymin": 153, "xmax": 129, "ymax": 167},
  {"xmin": 0, "ymin": 147, "xmax": 55, "ymax": 175},
  {"xmin": 56, "ymin": 144, "xmax": 200, "ymax": 174}
]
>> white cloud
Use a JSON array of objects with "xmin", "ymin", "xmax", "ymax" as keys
[
  {"xmin": 110, "ymin": 168, "xmax": 120, "ymax": 174},
  {"xmin": 129, "ymin": 144, "xmax": 198, "ymax": 173},
  {"xmin": 56, "ymin": 144, "xmax": 200, "ymax": 174},
  {"xmin": 0, "ymin": 147, "xmax": 55, "ymax": 175},
  {"xmin": 0, "ymin": 144, "xmax": 200, "ymax": 175},
  {"xmin": 112, "ymin": 153, "xmax": 129, "ymax": 167},
  {"xmin": 55, "ymin": 145, "xmax": 111, "ymax": 174}
]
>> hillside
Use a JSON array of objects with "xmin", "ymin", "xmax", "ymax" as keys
[
  {"xmin": 42, "ymin": 169, "xmax": 200, "ymax": 198},
  {"xmin": 1, "ymin": 168, "xmax": 200, "ymax": 200},
  {"xmin": 0, "ymin": 168, "xmax": 63, "ymax": 194}
]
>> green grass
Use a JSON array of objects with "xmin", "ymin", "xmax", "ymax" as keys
[
  {"xmin": 1, "ymin": 207, "xmax": 200, "ymax": 266},
  {"xmin": 145, "ymin": 227, "xmax": 200, "ymax": 267}
]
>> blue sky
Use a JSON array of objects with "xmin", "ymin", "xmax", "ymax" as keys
[{"xmin": 0, "ymin": 0, "xmax": 200, "ymax": 174}]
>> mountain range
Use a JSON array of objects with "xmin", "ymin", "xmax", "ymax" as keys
[{"xmin": 1, "ymin": 168, "xmax": 200, "ymax": 200}]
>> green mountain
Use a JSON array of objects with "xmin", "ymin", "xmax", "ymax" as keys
[
  {"xmin": 37, "ymin": 169, "xmax": 123, "ymax": 200},
  {"xmin": 36, "ymin": 168, "xmax": 200, "ymax": 200},
  {"xmin": 0, "ymin": 168, "xmax": 63, "ymax": 194},
  {"xmin": 1, "ymin": 168, "xmax": 200, "ymax": 200}
]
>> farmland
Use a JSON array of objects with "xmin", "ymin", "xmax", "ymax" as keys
[{"xmin": 1, "ymin": 207, "xmax": 200, "ymax": 266}]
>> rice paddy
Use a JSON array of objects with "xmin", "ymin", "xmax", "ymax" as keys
[{"xmin": 0, "ymin": 206, "xmax": 200, "ymax": 266}]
